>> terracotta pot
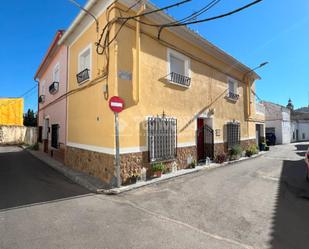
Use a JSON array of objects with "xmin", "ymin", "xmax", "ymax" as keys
[{"xmin": 155, "ymin": 171, "xmax": 162, "ymax": 177}]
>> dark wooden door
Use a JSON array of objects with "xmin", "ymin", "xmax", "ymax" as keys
[{"xmin": 197, "ymin": 118, "xmax": 205, "ymax": 162}]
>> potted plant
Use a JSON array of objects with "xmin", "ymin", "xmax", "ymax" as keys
[
  {"xmin": 215, "ymin": 153, "xmax": 227, "ymax": 164},
  {"xmin": 152, "ymin": 162, "xmax": 165, "ymax": 177},
  {"xmin": 189, "ymin": 160, "xmax": 196, "ymax": 169},
  {"xmin": 245, "ymin": 144, "xmax": 258, "ymax": 157},
  {"xmin": 128, "ymin": 171, "xmax": 141, "ymax": 184},
  {"xmin": 229, "ymin": 145, "xmax": 243, "ymax": 161},
  {"xmin": 259, "ymin": 142, "xmax": 266, "ymax": 151}
]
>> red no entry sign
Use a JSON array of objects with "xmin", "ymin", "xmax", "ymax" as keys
[{"xmin": 109, "ymin": 96, "xmax": 125, "ymax": 113}]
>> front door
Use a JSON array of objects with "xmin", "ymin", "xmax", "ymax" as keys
[
  {"xmin": 197, "ymin": 118, "xmax": 205, "ymax": 162},
  {"xmin": 43, "ymin": 118, "xmax": 49, "ymax": 153}
]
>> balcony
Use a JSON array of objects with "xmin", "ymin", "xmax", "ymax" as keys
[
  {"xmin": 38, "ymin": 95, "xmax": 45, "ymax": 104},
  {"xmin": 169, "ymin": 72, "xmax": 191, "ymax": 87},
  {"xmin": 76, "ymin": 69, "xmax": 90, "ymax": 84},
  {"xmin": 256, "ymin": 102, "xmax": 265, "ymax": 115},
  {"xmin": 227, "ymin": 91, "xmax": 240, "ymax": 101},
  {"xmin": 49, "ymin": 82, "xmax": 59, "ymax": 94}
]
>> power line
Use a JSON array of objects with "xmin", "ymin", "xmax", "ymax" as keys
[
  {"xmin": 96, "ymin": 0, "xmax": 192, "ymax": 55},
  {"xmin": 158, "ymin": 0, "xmax": 263, "ymax": 38},
  {"xmin": 164, "ymin": 0, "xmax": 263, "ymax": 27},
  {"xmin": 133, "ymin": 0, "xmax": 221, "ymax": 28}
]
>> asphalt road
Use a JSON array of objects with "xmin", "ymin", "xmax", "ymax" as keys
[{"xmin": 0, "ymin": 143, "xmax": 309, "ymax": 249}]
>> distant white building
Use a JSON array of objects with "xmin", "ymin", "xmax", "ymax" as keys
[
  {"xmin": 263, "ymin": 101, "xmax": 291, "ymax": 144},
  {"xmin": 289, "ymin": 101, "xmax": 309, "ymax": 142}
]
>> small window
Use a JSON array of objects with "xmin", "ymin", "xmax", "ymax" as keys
[
  {"xmin": 148, "ymin": 116, "xmax": 177, "ymax": 162},
  {"xmin": 168, "ymin": 49, "xmax": 191, "ymax": 87},
  {"xmin": 303, "ymin": 133, "xmax": 306, "ymax": 139},
  {"xmin": 51, "ymin": 124, "xmax": 59, "ymax": 149},
  {"xmin": 53, "ymin": 63, "xmax": 60, "ymax": 83},
  {"xmin": 227, "ymin": 77, "xmax": 239, "ymax": 101},
  {"xmin": 77, "ymin": 45, "xmax": 92, "ymax": 84},
  {"xmin": 227, "ymin": 122, "xmax": 240, "ymax": 149}
]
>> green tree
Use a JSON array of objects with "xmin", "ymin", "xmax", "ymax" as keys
[{"xmin": 23, "ymin": 109, "xmax": 37, "ymax": 127}]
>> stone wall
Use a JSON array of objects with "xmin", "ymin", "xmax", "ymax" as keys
[
  {"xmin": 120, "ymin": 146, "xmax": 197, "ymax": 184},
  {"xmin": 65, "ymin": 146, "xmax": 115, "ymax": 186},
  {"xmin": 65, "ymin": 140, "xmax": 257, "ymax": 186},
  {"xmin": 65, "ymin": 145, "xmax": 197, "ymax": 186},
  {"xmin": 214, "ymin": 139, "xmax": 257, "ymax": 157}
]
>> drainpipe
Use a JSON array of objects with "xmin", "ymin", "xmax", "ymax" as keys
[
  {"xmin": 114, "ymin": 42, "xmax": 119, "ymax": 96},
  {"xmin": 246, "ymin": 76, "xmax": 252, "ymax": 118},
  {"xmin": 133, "ymin": 4, "xmax": 146, "ymax": 104}
]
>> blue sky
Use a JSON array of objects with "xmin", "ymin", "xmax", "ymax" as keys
[{"xmin": 0, "ymin": 0, "xmax": 308, "ymax": 111}]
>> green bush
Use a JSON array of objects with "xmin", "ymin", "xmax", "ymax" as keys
[
  {"xmin": 152, "ymin": 162, "xmax": 165, "ymax": 172},
  {"xmin": 245, "ymin": 144, "xmax": 258, "ymax": 157},
  {"xmin": 229, "ymin": 145, "xmax": 243, "ymax": 160},
  {"xmin": 29, "ymin": 143, "xmax": 39, "ymax": 151},
  {"xmin": 230, "ymin": 145, "xmax": 243, "ymax": 156}
]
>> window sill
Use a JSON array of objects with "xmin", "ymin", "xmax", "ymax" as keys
[
  {"xmin": 77, "ymin": 78, "xmax": 90, "ymax": 86},
  {"xmin": 168, "ymin": 79, "xmax": 191, "ymax": 88}
]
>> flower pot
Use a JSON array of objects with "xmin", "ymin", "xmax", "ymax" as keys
[
  {"xmin": 259, "ymin": 143, "xmax": 266, "ymax": 151},
  {"xmin": 155, "ymin": 171, "xmax": 162, "ymax": 177},
  {"xmin": 130, "ymin": 177, "xmax": 137, "ymax": 184}
]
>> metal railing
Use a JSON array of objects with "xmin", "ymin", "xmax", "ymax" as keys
[
  {"xmin": 76, "ymin": 68, "xmax": 90, "ymax": 84},
  {"xmin": 49, "ymin": 82, "xmax": 59, "ymax": 94},
  {"xmin": 38, "ymin": 95, "xmax": 45, "ymax": 103},
  {"xmin": 227, "ymin": 91, "xmax": 240, "ymax": 101},
  {"xmin": 169, "ymin": 72, "xmax": 191, "ymax": 87},
  {"xmin": 148, "ymin": 116, "xmax": 177, "ymax": 163}
]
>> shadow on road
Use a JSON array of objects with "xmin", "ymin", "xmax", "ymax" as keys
[
  {"xmin": 0, "ymin": 150, "xmax": 90, "ymax": 211},
  {"xmin": 270, "ymin": 143, "xmax": 309, "ymax": 249}
]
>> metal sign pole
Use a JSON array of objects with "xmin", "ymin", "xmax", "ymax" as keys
[{"xmin": 115, "ymin": 112, "xmax": 121, "ymax": 188}]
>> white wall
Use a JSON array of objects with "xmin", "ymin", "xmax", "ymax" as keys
[
  {"xmin": 0, "ymin": 126, "xmax": 38, "ymax": 145},
  {"xmin": 281, "ymin": 120, "xmax": 291, "ymax": 144},
  {"xmin": 265, "ymin": 120, "xmax": 283, "ymax": 144}
]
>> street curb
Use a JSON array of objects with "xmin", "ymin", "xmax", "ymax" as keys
[
  {"xmin": 23, "ymin": 147, "xmax": 108, "ymax": 193},
  {"xmin": 22, "ymin": 146, "xmax": 268, "ymax": 195}
]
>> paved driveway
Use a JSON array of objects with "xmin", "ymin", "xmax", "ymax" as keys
[
  {"xmin": 0, "ymin": 146, "xmax": 89, "ymax": 211},
  {"xmin": 1, "ymin": 143, "xmax": 309, "ymax": 249}
]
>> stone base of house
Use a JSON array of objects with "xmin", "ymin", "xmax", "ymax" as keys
[
  {"xmin": 64, "ymin": 139, "xmax": 256, "ymax": 187},
  {"xmin": 214, "ymin": 139, "xmax": 257, "ymax": 156},
  {"xmin": 65, "ymin": 146, "xmax": 115, "ymax": 186},
  {"xmin": 120, "ymin": 146, "xmax": 197, "ymax": 184},
  {"xmin": 64, "ymin": 145, "xmax": 197, "ymax": 186},
  {"xmin": 38, "ymin": 142, "xmax": 66, "ymax": 163}
]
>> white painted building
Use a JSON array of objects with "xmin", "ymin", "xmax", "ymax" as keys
[
  {"xmin": 291, "ymin": 111, "xmax": 309, "ymax": 142},
  {"xmin": 263, "ymin": 101, "xmax": 291, "ymax": 144}
]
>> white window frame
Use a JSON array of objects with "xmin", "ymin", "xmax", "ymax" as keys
[
  {"xmin": 227, "ymin": 77, "xmax": 238, "ymax": 94},
  {"xmin": 167, "ymin": 48, "xmax": 191, "ymax": 87},
  {"xmin": 53, "ymin": 62, "xmax": 60, "ymax": 83},
  {"xmin": 41, "ymin": 80, "xmax": 46, "ymax": 95},
  {"xmin": 78, "ymin": 44, "xmax": 92, "ymax": 83}
]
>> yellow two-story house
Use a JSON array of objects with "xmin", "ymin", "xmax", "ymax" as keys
[{"xmin": 59, "ymin": 0, "xmax": 265, "ymax": 186}]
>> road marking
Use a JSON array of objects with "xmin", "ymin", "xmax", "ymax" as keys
[{"xmin": 95, "ymin": 195, "xmax": 256, "ymax": 249}]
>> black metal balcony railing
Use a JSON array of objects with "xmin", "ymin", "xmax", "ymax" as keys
[
  {"xmin": 38, "ymin": 95, "xmax": 45, "ymax": 103},
  {"xmin": 49, "ymin": 82, "xmax": 59, "ymax": 94},
  {"xmin": 227, "ymin": 91, "xmax": 240, "ymax": 101},
  {"xmin": 76, "ymin": 68, "xmax": 90, "ymax": 84},
  {"xmin": 169, "ymin": 72, "xmax": 191, "ymax": 87}
]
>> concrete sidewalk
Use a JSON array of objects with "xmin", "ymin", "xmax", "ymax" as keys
[
  {"xmin": 26, "ymin": 147, "xmax": 266, "ymax": 194},
  {"xmin": 26, "ymin": 149, "xmax": 109, "ymax": 193}
]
